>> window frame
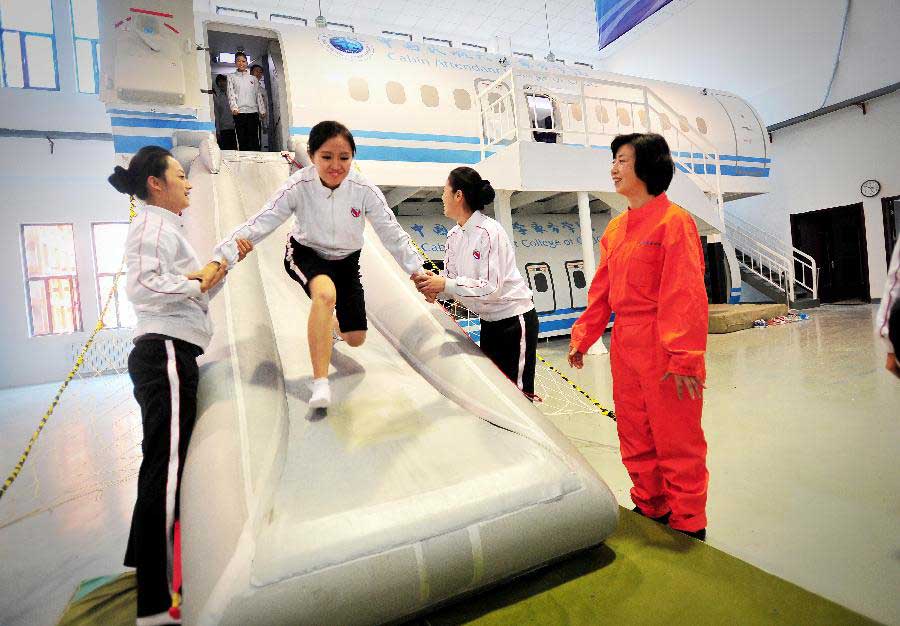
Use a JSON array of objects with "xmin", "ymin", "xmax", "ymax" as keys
[
  {"xmin": 215, "ymin": 6, "xmax": 258, "ymax": 19},
  {"xmin": 69, "ymin": 0, "xmax": 99, "ymax": 94},
  {"xmin": 91, "ymin": 221, "xmax": 133, "ymax": 330},
  {"xmin": 0, "ymin": 0, "xmax": 61, "ymax": 91},
  {"xmin": 423, "ymin": 36, "xmax": 452, "ymax": 48},
  {"xmin": 20, "ymin": 223, "xmax": 82, "ymax": 337},
  {"xmin": 269, "ymin": 13, "xmax": 306, "ymax": 26}
]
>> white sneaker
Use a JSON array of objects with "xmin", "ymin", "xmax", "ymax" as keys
[
  {"xmin": 136, "ymin": 610, "xmax": 180, "ymax": 625},
  {"xmin": 309, "ymin": 379, "xmax": 331, "ymax": 408}
]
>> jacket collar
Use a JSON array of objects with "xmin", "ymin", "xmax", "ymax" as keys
[
  {"xmin": 311, "ymin": 168, "xmax": 352, "ymax": 199},
  {"xmin": 627, "ymin": 192, "xmax": 669, "ymax": 223},
  {"xmin": 142, "ymin": 203, "xmax": 184, "ymax": 228},
  {"xmin": 459, "ymin": 209, "xmax": 485, "ymax": 233}
]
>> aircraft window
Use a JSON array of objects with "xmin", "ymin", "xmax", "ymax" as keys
[
  {"xmin": 573, "ymin": 270, "xmax": 586, "ymax": 289},
  {"xmin": 595, "ymin": 104, "xmax": 609, "ymax": 124},
  {"xmin": 637, "ymin": 109, "xmax": 650, "ymax": 128},
  {"xmin": 678, "ymin": 115, "xmax": 690, "ymax": 132},
  {"xmin": 617, "ymin": 107, "xmax": 632, "ymax": 126},
  {"xmin": 571, "ymin": 103, "xmax": 583, "ymax": 122},
  {"xmin": 658, "ymin": 112, "xmax": 672, "ymax": 131},
  {"xmin": 348, "ymin": 77, "xmax": 369, "ymax": 101},
  {"xmin": 421, "ymin": 85, "xmax": 439, "ymax": 107},
  {"xmin": 696, "ymin": 116, "xmax": 708, "ymax": 134},
  {"xmin": 534, "ymin": 273, "xmax": 549, "ymax": 292},
  {"xmin": 386, "ymin": 81, "xmax": 406, "ymax": 104},
  {"xmin": 453, "ymin": 89, "xmax": 472, "ymax": 110}
]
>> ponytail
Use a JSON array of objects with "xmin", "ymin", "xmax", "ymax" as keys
[
  {"xmin": 447, "ymin": 166, "xmax": 495, "ymax": 211},
  {"xmin": 107, "ymin": 145, "xmax": 172, "ymax": 200}
]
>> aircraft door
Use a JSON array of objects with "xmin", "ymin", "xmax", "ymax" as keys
[
  {"xmin": 475, "ymin": 78, "xmax": 514, "ymax": 146},
  {"xmin": 714, "ymin": 92, "xmax": 767, "ymax": 160},
  {"xmin": 565, "ymin": 260, "xmax": 588, "ymax": 308},
  {"xmin": 525, "ymin": 262, "xmax": 557, "ymax": 313}
]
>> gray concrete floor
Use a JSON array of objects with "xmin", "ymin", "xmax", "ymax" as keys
[
  {"xmin": 0, "ymin": 304, "xmax": 897, "ymax": 625},
  {"xmin": 536, "ymin": 304, "xmax": 900, "ymax": 624}
]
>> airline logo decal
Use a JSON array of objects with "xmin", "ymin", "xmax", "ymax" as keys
[{"xmin": 320, "ymin": 34, "xmax": 374, "ymax": 60}]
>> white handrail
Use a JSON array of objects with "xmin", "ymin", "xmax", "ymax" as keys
[
  {"xmin": 724, "ymin": 212, "xmax": 818, "ymax": 300},
  {"xmin": 476, "ymin": 68, "xmax": 725, "ymax": 219}
]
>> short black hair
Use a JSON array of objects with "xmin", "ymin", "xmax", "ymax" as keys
[
  {"xmin": 107, "ymin": 145, "xmax": 173, "ymax": 200},
  {"xmin": 250, "ymin": 64, "xmax": 263, "ymax": 73},
  {"xmin": 307, "ymin": 121, "xmax": 356, "ymax": 157},
  {"xmin": 235, "ymin": 52, "xmax": 247, "ymax": 61},
  {"xmin": 610, "ymin": 133, "xmax": 674, "ymax": 196},
  {"xmin": 448, "ymin": 166, "xmax": 495, "ymax": 211},
  {"xmin": 215, "ymin": 73, "xmax": 227, "ymax": 84}
]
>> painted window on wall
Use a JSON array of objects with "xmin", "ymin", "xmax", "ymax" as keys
[
  {"xmin": 0, "ymin": 0, "xmax": 60, "ymax": 90},
  {"xmin": 21, "ymin": 224, "xmax": 82, "ymax": 336},
  {"xmin": 70, "ymin": 0, "xmax": 99, "ymax": 93},
  {"xmin": 92, "ymin": 223, "xmax": 135, "ymax": 328}
]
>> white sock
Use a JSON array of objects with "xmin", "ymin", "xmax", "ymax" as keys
[
  {"xmin": 136, "ymin": 611, "xmax": 180, "ymax": 626},
  {"xmin": 309, "ymin": 377, "xmax": 331, "ymax": 408}
]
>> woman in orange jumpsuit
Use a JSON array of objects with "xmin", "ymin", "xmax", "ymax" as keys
[{"xmin": 568, "ymin": 133, "xmax": 709, "ymax": 540}]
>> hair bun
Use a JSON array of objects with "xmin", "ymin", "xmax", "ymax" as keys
[
  {"xmin": 479, "ymin": 179, "xmax": 496, "ymax": 206},
  {"xmin": 107, "ymin": 165, "xmax": 136, "ymax": 195}
]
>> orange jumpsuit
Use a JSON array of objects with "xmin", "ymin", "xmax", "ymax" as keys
[{"xmin": 571, "ymin": 193, "xmax": 709, "ymax": 532}]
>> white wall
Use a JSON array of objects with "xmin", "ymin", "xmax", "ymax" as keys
[
  {"xmin": 0, "ymin": 138, "xmax": 132, "ymax": 388},
  {"xmin": 726, "ymin": 90, "xmax": 900, "ymax": 299},
  {"xmin": 0, "ymin": 0, "xmax": 125, "ymax": 388},
  {"xmin": 600, "ymin": 0, "xmax": 900, "ymax": 125}
]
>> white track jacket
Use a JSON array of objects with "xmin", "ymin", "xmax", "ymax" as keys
[
  {"xmin": 126, "ymin": 204, "xmax": 220, "ymax": 350},
  {"xmin": 213, "ymin": 166, "xmax": 423, "ymax": 275},
  {"xmin": 441, "ymin": 210, "xmax": 534, "ymax": 322}
]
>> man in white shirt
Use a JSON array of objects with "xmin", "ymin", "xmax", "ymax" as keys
[
  {"xmin": 250, "ymin": 64, "xmax": 270, "ymax": 150},
  {"xmin": 226, "ymin": 52, "xmax": 266, "ymax": 151}
]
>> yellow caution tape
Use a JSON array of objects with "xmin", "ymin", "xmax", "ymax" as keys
[{"xmin": 0, "ymin": 197, "xmax": 137, "ymax": 502}]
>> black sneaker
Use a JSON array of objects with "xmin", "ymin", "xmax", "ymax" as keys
[
  {"xmin": 632, "ymin": 505, "xmax": 671, "ymax": 525},
  {"xmin": 673, "ymin": 527, "xmax": 706, "ymax": 542}
]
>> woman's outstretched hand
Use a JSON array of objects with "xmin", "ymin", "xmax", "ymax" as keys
[
  {"xmin": 661, "ymin": 372, "xmax": 705, "ymax": 400},
  {"xmin": 236, "ymin": 238, "xmax": 253, "ymax": 261}
]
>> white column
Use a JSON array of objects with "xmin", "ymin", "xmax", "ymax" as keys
[
  {"xmin": 494, "ymin": 189, "xmax": 514, "ymax": 240},
  {"xmin": 577, "ymin": 191, "xmax": 595, "ymax": 278},
  {"xmin": 577, "ymin": 191, "xmax": 607, "ymax": 355}
]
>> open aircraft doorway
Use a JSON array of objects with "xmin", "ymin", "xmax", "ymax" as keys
[
  {"xmin": 206, "ymin": 27, "xmax": 289, "ymax": 152},
  {"xmin": 527, "ymin": 93, "xmax": 559, "ymax": 143}
]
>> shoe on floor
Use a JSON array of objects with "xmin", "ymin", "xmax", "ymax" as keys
[
  {"xmin": 632, "ymin": 505, "xmax": 671, "ymax": 525},
  {"xmin": 136, "ymin": 610, "xmax": 181, "ymax": 626},
  {"xmin": 309, "ymin": 378, "xmax": 331, "ymax": 409},
  {"xmin": 673, "ymin": 526, "xmax": 706, "ymax": 542}
]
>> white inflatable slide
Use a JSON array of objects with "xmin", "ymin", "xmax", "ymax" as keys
[{"xmin": 177, "ymin": 149, "xmax": 619, "ymax": 625}]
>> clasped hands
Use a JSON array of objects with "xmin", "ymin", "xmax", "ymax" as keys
[
  {"xmin": 410, "ymin": 270, "xmax": 445, "ymax": 303},
  {"xmin": 188, "ymin": 239, "xmax": 254, "ymax": 293}
]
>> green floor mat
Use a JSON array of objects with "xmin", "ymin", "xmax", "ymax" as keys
[
  {"xmin": 56, "ymin": 508, "xmax": 879, "ymax": 625},
  {"xmin": 58, "ymin": 571, "xmax": 137, "ymax": 626}
]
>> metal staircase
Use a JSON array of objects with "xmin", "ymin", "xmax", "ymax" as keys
[{"xmin": 724, "ymin": 212, "xmax": 819, "ymax": 307}]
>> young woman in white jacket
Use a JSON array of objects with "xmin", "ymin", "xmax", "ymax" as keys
[
  {"xmin": 414, "ymin": 167, "xmax": 539, "ymax": 397},
  {"xmin": 197, "ymin": 121, "xmax": 424, "ymax": 408},
  {"xmin": 109, "ymin": 146, "xmax": 251, "ymax": 625}
]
